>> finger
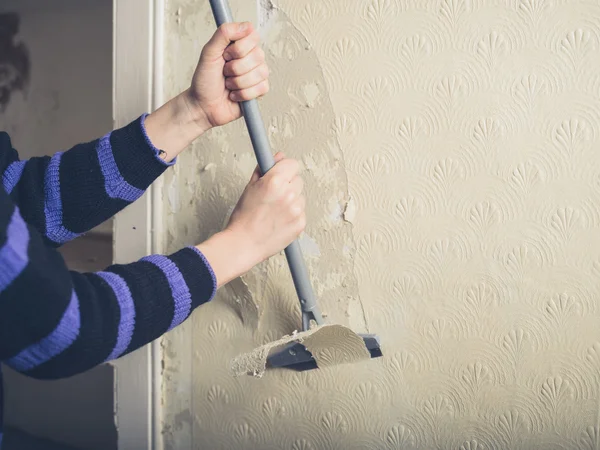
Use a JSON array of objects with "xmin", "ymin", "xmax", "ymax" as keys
[
  {"xmin": 202, "ymin": 22, "xmax": 254, "ymax": 61},
  {"xmin": 249, "ymin": 152, "xmax": 285, "ymax": 183},
  {"xmin": 223, "ymin": 46, "xmax": 265, "ymax": 77},
  {"xmin": 223, "ymin": 30, "xmax": 260, "ymax": 62},
  {"xmin": 225, "ymin": 64, "xmax": 269, "ymax": 91},
  {"xmin": 230, "ymin": 80, "xmax": 269, "ymax": 102}
]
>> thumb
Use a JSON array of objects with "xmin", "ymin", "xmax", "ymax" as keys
[
  {"xmin": 249, "ymin": 152, "xmax": 285, "ymax": 183},
  {"xmin": 203, "ymin": 22, "xmax": 254, "ymax": 60}
]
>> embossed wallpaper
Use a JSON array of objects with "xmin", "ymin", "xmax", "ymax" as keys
[{"xmin": 160, "ymin": 0, "xmax": 600, "ymax": 448}]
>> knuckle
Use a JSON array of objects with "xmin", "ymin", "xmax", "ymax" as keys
[
  {"xmin": 290, "ymin": 197, "xmax": 305, "ymax": 217},
  {"xmin": 267, "ymin": 174, "xmax": 282, "ymax": 191},
  {"xmin": 285, "ymin": 190, "xmax": 296, "ymax": 204}
]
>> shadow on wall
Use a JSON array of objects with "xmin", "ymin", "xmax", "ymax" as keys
[{"xmin": 0, "ymin": 12, "xmax": 30, "ymax": 111}]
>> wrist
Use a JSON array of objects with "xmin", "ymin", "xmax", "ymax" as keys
[
  {"xmin": 195, "ymin": 228, "xmax": 260, "ymax": 288},
  {"xmin": 144, "ymin": 91, "xmax": 211, "ymax": 162},
  {"xmin": 180, "ymin": 88, "xmax": 213, "ymax": 133}
]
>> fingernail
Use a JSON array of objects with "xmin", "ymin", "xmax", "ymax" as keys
[
  {"xmin": 223, "ymin": 52, "xmax": 232, "ymax": 61},
  {"xmin": 239, "ymin": 22, "xmax": 248, "ymax": 31}
]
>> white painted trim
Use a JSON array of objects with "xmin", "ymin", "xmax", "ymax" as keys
[
  {"xmin": 150, "ymin": 0, "xmax": 165, "ymax": 449},
  {"xmin": 112, "ymin": 0, "xmax": 158, "ymax": 449}
]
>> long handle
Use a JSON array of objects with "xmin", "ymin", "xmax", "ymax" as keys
[{"xmin": 209, "ymin": 0, "xmax": 324, "ymax": 330}]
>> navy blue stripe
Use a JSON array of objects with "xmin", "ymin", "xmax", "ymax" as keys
[
  {"xmin": 6, "ymin": 290, "xmax": 81, "ymax": 372},
  {"xmin": 141, "ymin": 255, "xmax": 191, "ymax": 330},
  {"xmin": 110, "ymin": 116, "xmax": 172, "ymax": 191},
  {"xmin": 107, "ymin": 261, "xmax": 174, "ymax": 355}
]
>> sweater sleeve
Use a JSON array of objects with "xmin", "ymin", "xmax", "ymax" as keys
[
  {"xmin": 0, "ymin": 187, "xmax": 217, "ymax": 379},
  {"xmin": 0, "ymin": 114, "xmax": 172, "ymax": 247}
]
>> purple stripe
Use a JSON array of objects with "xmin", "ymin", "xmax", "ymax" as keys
[
  {"xmin": 189, "ymin": 246, "xmax": 218, "ymax": 301},
  {"xmin": 141, "ymin": 254, "xmax": 191, "ymax": 330},
  {"xmin": 6, "ymin": 290, "xmax": 81, "ymax": 372},
  {"xmin": 43, "ymin": 152, "xmax": 79, "ymax": 244},
  {"xmin": 97, "ymin": 134, "xmax": 145, "ymax": 202},
  {"xmin": 0, "ymin": 208, "xmax": 29, "ymax": 291},
  {"xmin": 96, "ymin": 271, "xmax": 136, "ymax": 360},
  {"xmin": 2, "ymin": 160, "xmax": 26, "ymax": 194}
]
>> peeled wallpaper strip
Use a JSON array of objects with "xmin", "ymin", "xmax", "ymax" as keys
[{"xmin": 230, "ymin": 324, "xmax": 371, "ymax": 377}]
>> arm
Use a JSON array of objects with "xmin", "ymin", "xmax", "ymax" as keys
[
  {"xmin": 0, "ymin": 153, "xmax": 305, "ymax": 380},
  {"xmin": 0, "ymin": 185, "xmax": 226, "ymax": 378},
  {"xmin": 0, "ymin": 116, "xmax": 175, "ymax": 247},
  {"xmin": 0, "ymin": 21, "xmax": 299, "ymax": 380},
  {"xmin": 0, "ymin": 21, "xmax": 269, "ymax": 247}
]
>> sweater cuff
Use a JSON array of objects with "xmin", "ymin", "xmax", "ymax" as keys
[
  {"xmin": 168, "ymin": 247, "xmax": 218, "ymax": 308},
  {"xmin": 140, "ymin": 113, "xmax": 177, "ymax": 167},
  {"xmin": 108, "ymin": 115, "xmax": 174, "ymax": 192}
]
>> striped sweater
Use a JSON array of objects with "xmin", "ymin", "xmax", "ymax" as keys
[{"xmin": 0, "ymin": 115, "xmax": 217, "ymax": 443}]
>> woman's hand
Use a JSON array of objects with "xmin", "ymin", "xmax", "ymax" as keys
[
  {"xmin": 186, "ymin": 21, "xmax": 268, "ymax": 129},
  {"xmin": 196, "ymin": 153, "xmax": 306, "ymax": 287},
  {"xmin": 144, "ymin": 21, "xmax": 268, "ymax": 161}
]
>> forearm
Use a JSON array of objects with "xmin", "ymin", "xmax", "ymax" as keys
[
  {"xmin": 196, "ymin": 228, "xmax": 259, "ymax": 288},
  {"xmin": 0, "ymin": 191, "xmax": 216, "ymax": 379},
  {"xmin": 1, "ymin": 117, "xmax": 175, "ymax": 246}
]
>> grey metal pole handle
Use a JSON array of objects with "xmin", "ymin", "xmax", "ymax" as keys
[{"xmin": 209, "ymin": 0, "xmax": 324, "ymax": 330}]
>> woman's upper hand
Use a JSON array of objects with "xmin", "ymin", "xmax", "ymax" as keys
[
  {"xmin": 185, "ymin": 21, "xmax": 269, "ymax": 131},
  {"xmin": 196, "ymin": 153, "xmax": 306, "ymax": 287},
  {"xmin": 144, "ymin": 21, "xmax": 268, "ymax": 161}
]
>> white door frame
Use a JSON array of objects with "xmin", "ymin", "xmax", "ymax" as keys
[
  {"xmin": 112, "ymin": 0, "xmax": 164, "ymax": 449},
  {"xmin": 112, "ymin": 2, "xmax": 265, "ymax": 448}
]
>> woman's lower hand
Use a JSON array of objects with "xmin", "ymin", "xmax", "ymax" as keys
[{"xmin": 196, "ymin": 153, "xmax": 306, "ymax": 287}]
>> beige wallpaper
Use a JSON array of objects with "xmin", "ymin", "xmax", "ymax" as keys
[{"xmin": 161, "ymin": 0, "xmax": 600, "ymax": 448}]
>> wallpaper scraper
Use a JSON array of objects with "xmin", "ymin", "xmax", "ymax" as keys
[{"xmin": 209, "ymin": 0, "xmax": 382, "ymax": 372}]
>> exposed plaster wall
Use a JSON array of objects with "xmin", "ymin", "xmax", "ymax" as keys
[{"xmin": 162, "ymin": 0, "xmax": 600, "ymax": 448}]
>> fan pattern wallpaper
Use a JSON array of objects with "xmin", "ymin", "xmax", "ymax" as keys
[{"xmin": 160, "ymin": 0, "xmax": 600, "ymax": 448}]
